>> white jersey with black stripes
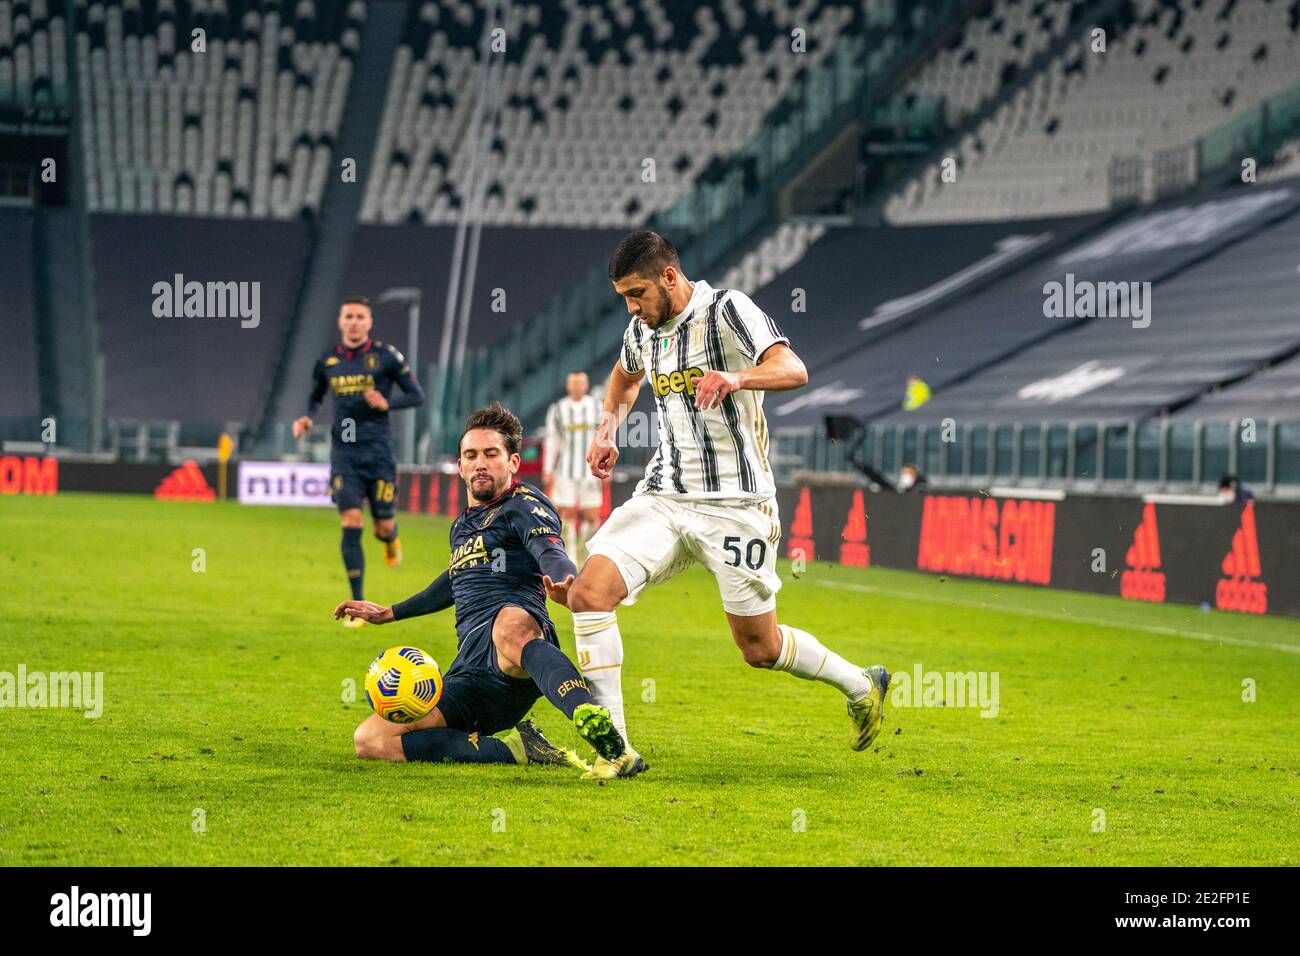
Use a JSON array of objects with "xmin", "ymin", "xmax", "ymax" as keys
[
  {"xmin": 618, "ymin": 279, "xmax": 787, "ymax": 501},
  {"xmin": 545, "ymin": 394, "xmax": 602, "ymax": 483}
]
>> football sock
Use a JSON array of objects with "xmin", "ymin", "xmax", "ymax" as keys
[
  {"xmin": 400, "ymin": 728, "xmax": 517, "ymax": 764},
  {"xmin": 563, "ymin": 522, "xmax": 579, "ymax": 560},
  {"xmin": 772, "ymin": 624, "xmax": 873, "ymax": 700},
  {"xmin": 571, "ymin": 610, "xmax": 631, "ymax": 747},
  {"xmin": 341, "ymin": 527, "xmax": 364, "ymax": 600},
  {"xmin": 519, "ymin": 638, "xmax": 597, "ymax": 721}
]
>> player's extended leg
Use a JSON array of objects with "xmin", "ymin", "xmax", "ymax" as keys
[
  {"xmin": 567, "ymin": 555, "xmax": 636, "ymax": 753},
  {"xmin": 727, "ymin": 609, "xmax": 891, "ymax": 752},
  {"xmin": 369, "ymin": 474, "xmax": 401, "ymax": 568},
  {"xmin": 373, "ymin": 516, "xmax": 401, "ymax": 568},
  {"xmin": 353, "ymin": 708, "xmax": 512, "ymax": 764},
  {"xmin": 490, "ymin": 606, "xmax": 629, "ymax": 771},
  {"xmin": 339, "ymin": 508, "xmax": 366, "ymax": 628}
]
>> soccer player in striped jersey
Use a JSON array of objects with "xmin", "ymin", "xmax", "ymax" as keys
[
  {"xmin": 543, "ymin": 370, "xmax": 605, "ymax": 560},
  {"xmin": 553, "ymin": 231, "xmax": 891, "ymax": 779}
]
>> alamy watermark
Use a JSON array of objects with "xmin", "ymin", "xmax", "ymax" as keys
[
  {"xmin": 890, "ymin": 664, "xmax": 1000, "ymax": 717},
  {"xmin": 0, "ymin": 665, "xmax": 104, "ymax": 718},
  {"xmin": 1042, "ymin": 273, "xmax": 1151, "ymax": 329},
  {"xmin": 152, "ymin": 274, "xmax": 260, "ymax": 328},
  {"xmin": 50, "ymin": 886, "xmax": 150, "ymax": 935}
]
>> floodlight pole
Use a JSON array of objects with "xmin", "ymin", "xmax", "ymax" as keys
[{"xmin": 379, "ymin": 287, "xmax": 422, "ymax": 465}]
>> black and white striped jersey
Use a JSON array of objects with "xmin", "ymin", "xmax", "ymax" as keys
[
  {"xmin": 620, "ymin": 279, "xmax": 789, "ymax": 501},
  {"xmin": 544, "ymin": 395, "xmax": 602, "ymax": 482}
]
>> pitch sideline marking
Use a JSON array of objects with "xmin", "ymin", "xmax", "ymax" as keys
[{"xmin": 813, "ymin": 579, "xmax": 1300, "ymax": 655}]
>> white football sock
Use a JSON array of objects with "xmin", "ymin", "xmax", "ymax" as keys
[
  {"xmin": 772, "ymin": 624, "xmax": 872, "ymax": 700},
  {"xmin": 571, "ymin": 610, "xmax": 633, "ymax": 751}
]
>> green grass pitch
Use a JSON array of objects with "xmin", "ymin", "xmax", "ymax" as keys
[{"xmin": 2, "ymin": 492, "xmax": 1297, "ymax": 866}]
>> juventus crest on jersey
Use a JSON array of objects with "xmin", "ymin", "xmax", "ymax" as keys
[
  {"xmin": 544, "ymin": 394, "xmax": 602, "ymax": 482},
  {"xmin": 620, "ymin": 279, "xmax": 787, "ymax": 501}
]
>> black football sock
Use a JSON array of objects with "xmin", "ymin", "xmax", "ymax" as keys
[
  {"xmin": 341, "ymin": 527, "xmax": 364, "ymax": 600},
  {"xmin": 519, "ymin": 638, "xmax": 597, "ymax": 721},
  {"xmin": 400, "ymin": 728, "xmax": 517, "ymax": 764}
]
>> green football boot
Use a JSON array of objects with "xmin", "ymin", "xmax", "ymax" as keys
[
  {"xmin": 847, "ymin": 665, "xmax": 892, "ymax": 752},
  {"xmin": 573, "ymin": 702, "xmax": 626, "ymax": 763}
]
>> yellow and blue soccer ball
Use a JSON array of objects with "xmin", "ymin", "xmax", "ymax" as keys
[{"xmin": 364, "ymin": 646, "xmax": 443, "ymax": 724}]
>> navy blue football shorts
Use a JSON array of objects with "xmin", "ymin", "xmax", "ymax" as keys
[{"xmin": 330, "ymin": 448, "xmax": 398, "ymax": 519}]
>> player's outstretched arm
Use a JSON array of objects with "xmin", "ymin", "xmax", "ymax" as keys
[
  {"xmin": 333, "ymin": 600, "xmax": 393, "ymax": 624},
  {"xmin": 694, "ymin": 343, "xmax": 808, "ymax": 410},
  {"xmin": 333, "ymin": 571, "xmax": 454, "ymax": 625},
  {"xmin": 530, "ymin": 537, "xmax": 578, "ymax": 607}
]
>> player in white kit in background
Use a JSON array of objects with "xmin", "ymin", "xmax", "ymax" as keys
[
  {"xmin": 543, "ymin": 370, "xmax": 605, "ymax": 561},
  {"xmin": 548, "ymin": 231, "xmax": 891, "ymax": 779}
]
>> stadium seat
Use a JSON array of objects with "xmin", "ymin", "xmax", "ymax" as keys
[
  {"xmin": 887, "ymin": 0, "xmax": 1300, "ymax": 224},
  {"xmin": 361, "ymin": 0, "xmax": 870, "ymax": 227},
  {"xmin": 75, "ymin": 0, "xmax": 356, "ymax": 218}
]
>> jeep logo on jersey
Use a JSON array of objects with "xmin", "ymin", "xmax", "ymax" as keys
[{"xmin": 651, "ymin": 367, "xmax": 704, "ymax": 398}]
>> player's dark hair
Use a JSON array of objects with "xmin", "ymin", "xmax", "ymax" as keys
[
  {"xmin": 461, "ymin": 401, "xmax": 522, "ymax": 456},
  {"xmin": 340, "ymin": 295, "xmax": 370, "ymax": 309},
  {"xmin": 608, "ymin": 230, "xmax": 679, "ymax": 281}
]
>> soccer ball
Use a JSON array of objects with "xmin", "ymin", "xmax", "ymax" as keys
[{"xmin": 364, "ymin": 646, "xmax": 443, "ymax": 724}]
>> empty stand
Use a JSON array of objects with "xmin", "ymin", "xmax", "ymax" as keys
[
  {"xmin": 76, "ymin": 0, "xmax": 363, "ymax": 218},
  {"xmin": 362, "ymin": 0, "xmax": 866, "ymax": 227},
  {"xmin": 888, "ymin": 0, "xmax": 1300, "ymax": 223},
  {"xmin": 899, "ymin": 0, "xmax": 1085, "ymax": 129},
  {"xmin": 865, "ymin": 195, "xmax": 1300, "ymax": 427},
  {"xmin": 745, "ymin": 214, "xmax": 1097, "ymax": 375},
  {"xmin": 1174, "ymin": 352, "xmax": 1300, "ymax": 421},
  {"xmin": 0, "ymin": 208, "xmax": 41, "ymax": 439},
  {"xmin": 0, "ymin": 0, "xmax": 68, "ymax": 111}
]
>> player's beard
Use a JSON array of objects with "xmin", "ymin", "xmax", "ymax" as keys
[
  {"xmin": 647, "ymin": 282, "xmax": 672, "ymax": 328},
  {"xmin": 469, "ymin": 473, "xmax": 503, "ymax": 503}
]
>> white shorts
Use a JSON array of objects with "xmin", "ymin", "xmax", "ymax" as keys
[
  {"xmin": 550, "ymin": 474, "xmax": 603, "ymax": 510},
  {"xmin": 587, "ymin": 493, "xmax": 783, "ymax": 617}
]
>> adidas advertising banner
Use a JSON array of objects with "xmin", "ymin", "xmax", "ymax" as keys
[
  {"xmin": 1, "ymin": 458, "xmax": 218, "ymax": 500},
  {"xmin": 766, "ymin": 486, "xmax": 1300, "ymax": 619},
  {"xmin": 433, "ymin": 475, "xmax": 1294, "ymax": 618},
  {"xmin": 236, "ymin": 461, "xmax": 333, "ymax": 507}
]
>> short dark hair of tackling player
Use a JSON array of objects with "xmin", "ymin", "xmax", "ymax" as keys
[{"xmin": 461, "ymin": 401, "xmax": 523, "ymax": 457}]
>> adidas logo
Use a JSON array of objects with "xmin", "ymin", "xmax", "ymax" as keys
[
  {"xmin": 155, "ymin": 460, "xmax": 215, "ymax": 502},
  {"xmin": 1120, "ymin": 502, "xmax": 1165, "ymax": 603},
  {"xmin": 788, "ymin": 487, "xmax": 816, "ymax": 561},
  {"xmin": 1216, "ymin": 502, "xmax": 1267, "ymax": 614},
  {"xmin": 839, "ymin": 488, "xmax": 870, "ymax": 567}
]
